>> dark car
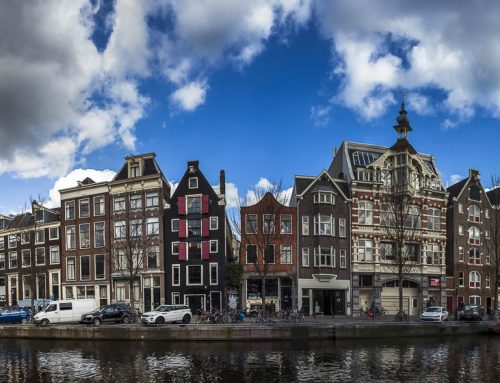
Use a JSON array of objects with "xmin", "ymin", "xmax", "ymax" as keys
[
  {"xmin": 0, "ymin": 308, "xmax": 31, "ymax": 324},
  {"xmin": 80, "ymin": 304, "xmax": 134, "ymax": 326},
  {"xmin": 458, "ymin": 305, "xmax": 482, "ymax": 321}
]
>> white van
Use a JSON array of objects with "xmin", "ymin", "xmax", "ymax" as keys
[{"xmin": 34, "ymin": 299, "xmax": 96, "ymax": 326}]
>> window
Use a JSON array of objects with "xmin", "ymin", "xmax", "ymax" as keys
[
  {"xmin": 427, "ymin": 208, "xmax": 440, "ymax": 231},
  {"xmin": 339, "ymin": 218, "xmax": 346, "ymax": 237},
  {"xmin": 426, "ymin": 243, "xmax": 440, "ymax": 265},
  {"xmin": 469, "ymin": 248, "xmax": 481, "ymax": 264},
  {"xmin": 459, "ymin": 246, "xmax": 464, "ymax": 262},
  {"xmin": 94, "ymin": 196, "xmax": 105, "ymax": 216},
  {"xmin": 146, "ymin": 192, "xmax": 159, "ymax": 207},
  {"xmin": 113, "ymin": 197, "xmax": 125, "ymax": 212},
  {"xmin": 130, "ymin": 219, "xmax": 142, "ymax": 237},
  {"xmin": 115, "ymin": 250, "xmax": 125, "ymax": 270},
  {"xmin": 263, "ymin": 214, "xmax": 275, "ymax": 234},
  {"xmin": 171, "ymin": 219, "xmax": 179, "ymax": 232},
  {"xmin": 280, "ymin": 215, "xmax": 292, "ymax": 234},
  {"xmin": 188, "ymin": 242, "xmax": 201, "ymax": 260},
  {"xmin": 210, "ymin": 263, "xmax": 218, "ymax": 285},
  {"xmin": 9, "ymin": 251, "xmax": 17, "ymax": 268},
  {"xmin": 302, "ymin": 247, "xmax": 309, "ymax": 267},
  {"xmin": 172, "ymin": 293, "xmax": 180, "ymax": 304},
  {"xmin": 357, "ymin": 169, "xmax": 372, "ymax": 182},
  {"xmin": 188, "ymin": 177, "xmax": 198, "ymax": 189},
  {"xmin": 469, "ymin": 295, "xmax": 481, "ymax": 305},
  {"xmin": 65, "ymin": 201, "xmax": 75, "ymax": 219},
  {"xmin": 130, "ymin": 194, "xmax": 142, "ymax": 210},
  {"xmin": 36, "ymin": 247, "xmax": 45, "ymax": 265},
  {"xmin": 458, "ymin": 203, "xmax": 463, "ymax": 213},
  {"xmin": 0, "ymin": 237, "xmax": 4, "ymax": 251},
  {"xmin": 49, "ymin": 227, "xmax": 59, "ymax": 240},
  {"xmin": 115, "ymin": 282, "xmax": 125, "ymax": 301},
  {"xmin": 114, "ymin": 221, "xmax": 126, "ymax": 239},
  {"xmin": 210, "ymin": 240, "xmax": 218, "ymax": 253},
  {"xmin": 301, "ymin": 216, "xmax": 309, "ymax": 235},
  {"xmin": 21, "ymin": 232, "xmax": 30, "ymax": 244},
  {"xmin": 246, "ymin": 244, "xmax": 257, "ymax": 264},
  {"xmin": 0, "ymin": 253, "xmax": 5, "ymax": 269},
  {"xmin": 340, "ymin": 249, "xmax": 347, "ymax": 268},
  {"xmin": 485, "ymin": 252, "xmax": 491, "ymax": 265},
  {"xmin": 314, "ymin": 246, "xmax": 334, "ymax": 267},
  {"xmin": 313, "ymin": 192, "xmax": 334, "ymax": 204},
  {"xmin": 314, "ymin": 215, "xmax": 333, "ymax": 236},
  {"xmin": 486, "ymin": 273, "xmax": 491, "ymax": 288},
  {"xmin": 147, "ymin": 217, "xmax": 159, "ymax": 235},
  {"xmin": 359, "ymin": 275, "xmax": 373, "ymax": 287},
  {"xmin": 280, "ymin": 245, "xmax": 292, "ymax": 264},
  {"xmin": 67, "ymin": 257, "xmax": 75, "ymax": 280},
  {"xmin": 22, "ymin": 249, "xmax": 31, "ymax": 267},
  {"xmin": 486, "ymin": 209, "xmax": 490, "ymax": 218},
  {"xmin": 458, "ymin": 271, "xmax": 464, "ymax": 287},
  {"xmin": 210, "ymin": 216, "xmax": 218, "ymax": 230},
  {"xmin": 188, "ymin": 219, "xmax": 201, "ymax": 236},
  {"xmin": 37, "ymin": 274, "xmax": 46, "ymax": 299},
  {"xmin": 468, "ymin": 226, "xmax": 480, "ymax": 245},
  {"xmin": 130, "ymin": 162, "xmax": 140, "ymax": 177},
  {"xmin": 35, "ymin": 209, "xmax": 44, "ymax": 222},
  {"xmin": 264, "ymin": 245, "xmax": 275, "ymax": 264},
  {"xmin": 458, "ymin": 225, "xmax": 464, "ymax": 235},
  {"xmin": 50, "ymin": 246, "xmax": 60, "ymax": 264},
  {"xmin": 405, "ymin": 244, "xmax": 420, "ymax": 262},
  {"xmin": 95, "ymin": 222, "xmax": 105, "ymax": 247},
  {"xmin": 147, "ymin": 247, "xmax": 159, "ymax": 269},
  {"xmin": 187, "ymin": 196, "xmax": 201, "ymax": 214},
  {"xmin": 358, "ymin": 239, "xmax": 373, "ymax": 262},
  {"xmin": 380, "ymin": 243, "xmax": 394, "ymax": 261},
  {"xmin": 66, "ymin": 226, "xmax": 76, "ymax": 250},
  {"xmin": 79, "ymin": 224, "xmax": 90, "ymax": 248},
  {"xmin": 171, "ymin": 242, "xmax": 179, "ymax": 255},
  {"xmin": 81, "ymin": 256, "xmax": 90, "ymax": 280},
  {"xmin": 65, "ymin": 287, "xmax": 74, "ymax": 299},
  {"xmin": 469, "ymin": 271, "xmax": 480, "ymax": 288},
  {"xmin": 171, "ymin": 265, "xmax": 180, "ymax": 286},
  {"xmin": 485, "ymin": 229, "xmax": 490, "ymax": 239},
  {"xmin": 245, "ymin": 214, "xmax": 257, "ymax": 234},
  {"xmin": 187, "ymin": 265, "xmax": 202, "ymax": 285},
  {"xmin": 405, "ymin": 205, "xmax": 421, "ymax": 229},
  {"xmin": 35, "ymin": 229, "xmax": 45, "ymax": 244},
  {"xmin": 79, "ymin": 199, "xmax": 90, "ymax": 218},
  {"xmin": 95, "ymin": 254, "xmax": 105, "ymax": 279},
  {"xmin": 358, "ymin": 201, "xmax": 373, "ymax": 225},
  {"xmin": 468, "ymin": 205, "xmax": 480, "ymax": 222},
  {"xmin": 8, "ymin": 235, "xmax": 16, "ymax": 249}
]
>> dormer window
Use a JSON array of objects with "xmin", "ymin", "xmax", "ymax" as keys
[
  {"xmin": 396, "ymin": 153, "xmax": 407, "ymax": 166},
  {"xmin": 188, "ymin": 177, "xmax": 198, "ymax": 189},
  {"xmin": 130, "ymin": 162, "xmax": 140, "ymax": 177},
  {"xmin": 35, "ymin": 210, "xmax": 44, "ymax": 222},
  {"xmin": 0, "ymin": 219, "xmax": 5, "ymax": 230},
  {"xmin": 357, "ymin": 169, "xmax": 372, "ymax": 182},
  {"xmin": 313, "ymin": 191, "xmax": 334, "ymax": 204}
]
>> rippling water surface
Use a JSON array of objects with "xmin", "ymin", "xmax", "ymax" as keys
[{"xmin": 0, "ymin": 336, "xmax": 499, "ymax": 382}]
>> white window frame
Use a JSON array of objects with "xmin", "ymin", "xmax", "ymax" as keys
[
  {"xmin": 171, "ymin": 218, "xmax": 179, "ymax": 232},
  {"xmin": 146, "ymin": 192, "xmax": 159, "ymax": 207},
  {"xmin": 280, "ymin": 214, "xmax": 292, "ymax": 234},
  {"xmin": 80, "ymin": 255, "xmax": 91, "ymax": 281},
  {"xmin": 172, "ymin": 264, "xmax": 180, "ymax": 286},
  {"xmin": 186, "ymin": 265, "xmax": 203, "ymax": 286},
  {"xmin": 65, "ymin": 201, "xmax": 75, "ymax": 220},
  {"xmin": 245, "ymin": 214, "xmax": 257, "ymax": 234},
  {"xmin": 49, "ymin": 227, "xmax": 59, "ymax": 240},
  {"xmin": 486, "ymin": 273, "xmax": 491, "ymax": 288},
  {"xmin": 340, "ymin": 249, "xmax": 347, "ymax": 268},
  {"xmin": 35, "ymin": 247, "xmax": 45, "ymax": 266},
  {"xmin": 113, "ymin": 196, "xmax": 125, "ymax": 212},
  {"xmin": 94, "ymin": 221, "xmax": 105, "ymax": 248},
  {"xmin": 358, "ymin": 239, "xmax": 373, "ymax": 262},
  {"xmin": 79, "ymin": 198, "xmax": 90, "ymax": 218},
  {"xmin": 22, "ymin": 249, "xmax": 31, "ymax": 268},
  {"xmin": 95, "ymin": 254, "xmax": 105, "ymax": 280},
  {"xmin": 458, "ymin": 203, "xmax": 463, "ymax": 213},
  {"xmin": 458, "ymin": 225, "xmax": 464, "ymax": 235},
  {"xmin": 93, "ymin": 195, "xmax": 105, "ymax": 216},
  {"xmin": 339, "ymin": 218, "xmax": 346, "ymax": 238},
  {"xmin": 314, "ymin": 246, "xmax": 334, "ymax": 267},
  {"xmin": 130, "ymin": 194, "xmax": 143, "ymax": 210},
  {"xmin": 280, "ymin": 245, "xmax": 292, "ymax": 264},
  {"xmin": 263, "ymin": 214, "xmax": 275, "ymax": 234},
  {"xmin": 458, "ymin": 271, "xmax": 464, "ymax": 287},
  {"xmin": 50, "ymin": 246, "xmax": 60, "ymax": 265},
  {"xmin": 188, "ymin": 177, "xmax": 198, "ymax": 189},
  {"xmin": 469, "ymin": 271, "xmax": 480, "ymax": 288},
  {"xmin": 9, "ymin": 251, "xmax": 17, "ymax": 268},
  {"xmin": 209, "ymin": 263, "xmax": 218, "ymax": 286},
  {"xmin": 210, "ymin": 216, "xmax": 218, "ymax": 230},
  {"xmin": 146, "ymin": 217, "xmax": 159, "ymax": 236},
  {"xmin": 301, "ymin": 216, "xmax": 309, "ymax": 236},
  {"xmin": 314, "ymin": 214, "xmax": 333, "ymax": 236},
  {"xmin": 458, "ymin": 246, "xmax": 464, "ymax": 262},
  {"xmin": 114, "ymin": 221, "xmax": 126, "ymax": 239},
  {"xmin": 358, "ymin": 201, "xmax": 373, "ymax": 225},
  {"xmin": 171, "ymin": 242, "xmax": 179, "ymax": 255},
  {"xmin": 0, "ymin": 253, "xmax": 5, "ymax": 270},
  {"xmin": 66, "ymin": 256, "xmax": 76, "ymax": 281},
  {"xmin": 302, "ymin": 247, "xmax": 309, "ymax": 267},
  {"xmin": 79, "ymin": 223, "xmax": 90, "ymax": 249},
  {"xmin": 65, "ymin": 226, "xmax": 76, "ymax": 250},
  {"xmin": 8, "ymin": 234, "xmax": 16, "ymax": 249},
  {"xmin": 210, "ymin": 240, "xmax": 218, "ymax": 253},
  {"xmin": 35, "ymin": 229, "xmax": 45, "ymax": 245}
]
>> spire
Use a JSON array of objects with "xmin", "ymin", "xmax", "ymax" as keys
[{"xmin": 393, "ymin": 91, "xmax": 412, "ymax": 140}]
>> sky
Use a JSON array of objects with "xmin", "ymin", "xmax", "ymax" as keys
[{"xmin": 1, "ymin": 0, "xmax": 500, "ymax": 213}]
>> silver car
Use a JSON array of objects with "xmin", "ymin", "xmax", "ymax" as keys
[
  {"xmin": 420, "ymin": 307, "xmax": 448, "ymax": 322},
  {"xmin": 141, "ymin": 305, "xmax": 192, "ymax": 325}
]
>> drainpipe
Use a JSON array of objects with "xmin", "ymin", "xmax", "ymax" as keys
[
  {"xmin": 349, "ymin": 200, "xmax": 353, "ymax": 316},
  {"xmin": 296, "ymin": 197, "xmax": 301, "ymax": 311}
]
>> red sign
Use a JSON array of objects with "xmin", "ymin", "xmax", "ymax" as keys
[{"xmin": 429, "ymin": 278, "xmax": 440, "ymax": 287}]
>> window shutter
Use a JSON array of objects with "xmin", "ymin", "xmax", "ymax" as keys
[
  {"xmin": 179, "ymin": 242, "xmax": 187, "ymax": 261},
  {"xmin": 202, "ymin": 241, "xmax": 210, "ymax": 260},
  {"xmin": 178, "ymin": 219, "xmax": 187, "ymax": 238},
  {"xmin": 178, "ymin": 196, "xmax": 186, "ymax": 215},
  {"xmin": 202, "ymin": 218, "xmax": 209, "ymax": 237},
  {"xmin": 202, "ymin": 195, "xmax": 209, "ymax": 214}
]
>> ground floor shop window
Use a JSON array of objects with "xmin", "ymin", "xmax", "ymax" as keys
[
  {"xmin": 65, "ymin": 286, "xmax": 74, "ymax": 299},
  {"xmin": 246, "ymin": 278, "xmax": 278, "ymax": 301},
  {"xmin": 77, "ymin": 285, "xmax": 94, "ymax": 299}
]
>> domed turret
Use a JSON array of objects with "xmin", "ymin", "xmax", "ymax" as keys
[{"xmin": 393, "ymin": 93, "xmax": 412, "ymax": 140}]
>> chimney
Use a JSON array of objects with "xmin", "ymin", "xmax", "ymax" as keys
[
  {"xmin": 469, "ymin": 169, "xmax": 480, "ymax": 180},
  {"xmin": 220, "ymin": 170, "xmax": 226, "ymax": 195}
]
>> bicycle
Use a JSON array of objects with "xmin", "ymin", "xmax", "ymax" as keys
[
  {"xmin": 394, "ymin": 310, "xmax": 409, "ymax": 322},
  {"xmin": 255, "ymin": 310, "xmax": 264, "ymax": 324},
  {"xmin": 488, "ymin": 309, "xmax": 500, "ymax": 321}
]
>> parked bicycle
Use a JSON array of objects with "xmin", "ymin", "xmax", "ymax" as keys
[
  {"xmin": 488, "ymin": 309, "xmax": 500, "ymax": 321},
  {"xmin": 254, "ymin": 310, "xmax": 264, "ymax": 324},
  {"xmin": 394, "ymin": 310, "xmax": 409, "ymax": 322}
]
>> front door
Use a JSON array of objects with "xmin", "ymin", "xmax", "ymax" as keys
[
  {"xmin": 186, "ymin": 295, "xmax": 205, "ymax": 313},
  {"xmin": 334, "ymin": 290, "xmax": 345, "ymax": 315},
  {"xmin": 446, "ymin": 296, "xmax": 453, "ymax": 315},
  {"xmin": 143, "ymin": 287, "xmax": 160, "ymax": 313},
  {"xmin": 486, "ymin": 297, "xmax": 492, "ymax": 315},
  {"xmin": 281, "ymin": 287, "xmax": 292, "ymax": 310},
  {"xmin": 210, "ymin": 291, "xmax": 221, "ymax": 311}
]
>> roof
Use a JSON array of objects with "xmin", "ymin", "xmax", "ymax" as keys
[
  {"xmin": 294, "ymin": 176, "xmax": 315, "ymax": 195},
  {"xmin": 113, "ymin": 154, "xmax": 163, "ymax": 181},
  {"xmin": 487, "ymin": 187, "xmax": 500, "ymax": 205},
  {"xmin": 447, "ymin": 178, "xmax": 468, "ymax": 199},
  {"xmin": 294, "ymin": 171, "xmax": 350, "ymax": 201}
]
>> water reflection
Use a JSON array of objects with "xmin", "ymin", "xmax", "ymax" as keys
[{"xmin": 0, "ymin": 337, "xmax": 499, "ymax": 382}]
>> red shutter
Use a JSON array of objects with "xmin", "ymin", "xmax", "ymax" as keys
[
  {"xmin": 202, "ymin": 241, "xmax": 210, "ymax": 260},
  {"xmin": 202, "ymin": 195, "xmax": 209, "ymax": 214},
  {"xmin": 202, "ymin": 218, "xmax": 209, "ymax": 237},
  {"xmin": 178, "ymin": 219, "xmax": 187, "ymax": 238},
  {"xmin": 178, "ymin": 196, "xmax": 186, "ymax": 215},
  {"xmin": 179, "ymin": 242, "xmax": 187, "ymax": 261}
]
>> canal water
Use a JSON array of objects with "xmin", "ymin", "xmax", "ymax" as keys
[{"xmin": 0, "ymin": 336, "xmax": 499, "ymax": 382}]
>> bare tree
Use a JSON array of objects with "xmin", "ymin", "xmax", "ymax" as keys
[
  {"xmin": 112, "ymin": 190, "xmax": 159, "ymax": 313},
  {"xmin": 230, "ymin": 180, "xmax": 290, "ymax": 319},
  {"xmin": 485, "ymin": 175, "xmax": 500, "ymax": 313},
  {"xmin": 379, "ymin": 184, "xmax": 423, "ymax": 317}
]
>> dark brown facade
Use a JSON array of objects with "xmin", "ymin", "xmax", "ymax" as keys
[{"xmin": 240, "ymin": 192, "xmax": 297, "ymax": 311}]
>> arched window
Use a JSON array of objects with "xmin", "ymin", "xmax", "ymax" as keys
[
  {"xmin": 469, "ymin": 271, "xmax": 480, "ymax": 288},
  {"xmin": 358, "ymin": 201, "xmax": 373, "ymax": 225},
  {"xmin": 468, "ymin": 205, "xmax": 480, "ymax": 222},
  {"xmin": 468, "ymin": 226, "xmax": 480, "ymax": 245},
  {"xmin": 468, "ymin": 248, "xmax": 481, "ymax": 265}
]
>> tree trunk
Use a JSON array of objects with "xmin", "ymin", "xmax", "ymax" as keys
[
  {"xmin": 262, "ymin": 277, "xmax": 266, "ymax": 320},
  {"xmin": 398, "ymin": 268, "xmax": 404, "ymax": 314}
]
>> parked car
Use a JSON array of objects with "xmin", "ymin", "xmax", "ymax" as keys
[
  {"xmin": 0, "ymin": 308, "xmax": 31, "ymax": 324},
  {"xmin": 141, "ymin": 305, "xmax": 192, "ymax": 325},
  {"xmin": 420, "ymin": 307, "xmax": 448, "ymax": 322},
  {"xmin": 80, "ymin": 304, "xmax": 134, "ymax": 326},
  {"xmin": 458, "ymin": 305, "xmax": 482, "ymax": 321},
  {"xmin": 33, "ymin": 299, "xmax": 96, "ymax": 326}
]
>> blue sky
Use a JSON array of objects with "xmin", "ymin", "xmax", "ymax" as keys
[{"xmin": 1, "ymin": 0, "xmax": 500, "ymax": 213}]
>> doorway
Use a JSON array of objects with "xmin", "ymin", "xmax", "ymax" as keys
[{"xmin": 185, "ymin": 294, "xmax": 205, "ymax": 313}]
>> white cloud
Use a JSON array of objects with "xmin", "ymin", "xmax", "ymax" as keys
[
  {"xmin": 171, "ymin": 81, "xmax": 208, "ymax": 111},
  {"xmin": 245, "ymin": 177, "xmax": 292, "ymax": 206},
  {"xmin": 449, "ymin": 174, "xmax": 463, "ymax": 186},
  {"xmin": 310, "ymin": 105, "xmax": 332, "ymax": 127},
  {"xmin": 46, "ymin": 168, "xmax": 116, "ymax": 208}
]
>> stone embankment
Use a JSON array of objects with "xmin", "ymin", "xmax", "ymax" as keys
[{"xmin": 0, "ymin": 321, "xmax": 497, "ymax": 342}]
